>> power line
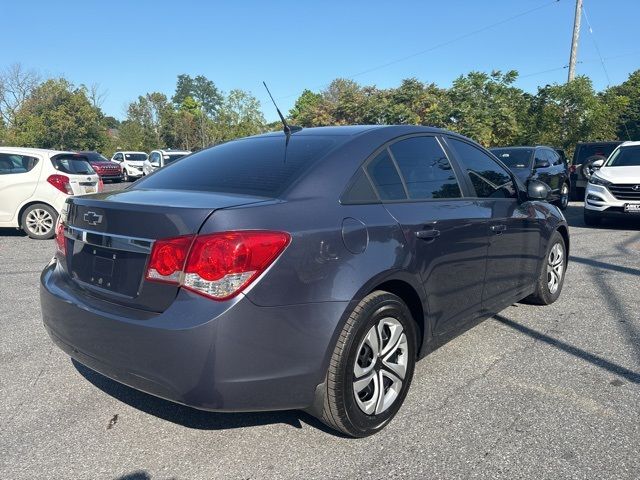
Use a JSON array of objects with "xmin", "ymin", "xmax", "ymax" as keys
[
  {"xmin": 518, "ymin": 51, "xmax": 640, "ymax": 79},
  {"xmin": 276, "ymin": 0, "xmax": 561, "ymax": 100}
]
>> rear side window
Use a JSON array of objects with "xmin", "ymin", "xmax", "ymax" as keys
[
  {"xmin": 0, "ymin": 153, "xmax": 39, "ymax": 174},
  {"xmin": 366, "ymin": 150, "xmax": 406, "ymax": 200},
  {"xmin": 51, "ymin": 155, "xmax": 95, "ymax": 175},
  {"xmin": 135, "ymin": 136, "xmax": 339, "ymax": 197},
  {"xmin": 389, "ymin": 137, "xmax": 461, "ymax": 199},
  {"xmin": 448, "ymin": 138, "xmax": 517, "ymax": 199}
]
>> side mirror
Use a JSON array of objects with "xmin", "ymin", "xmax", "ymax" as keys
[
  {"xmin": 534, "ymin": 159, "xmax": 550, "ymax": 169},
  {"xmin": 527, "ymin": 180, "xmax": 551, "ymax": 200},
  {"xmin": 591, "ymin": 159, "xmax": 604, "ymax": 170}
]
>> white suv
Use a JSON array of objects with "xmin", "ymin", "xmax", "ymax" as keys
[
  {"xmin": 584, "ymin": 141, "xmax": 640, "ymax": 226},
  {"xmin": 142, "ymin": 149, "xmax": 191, "ymax": 176},
  {"xmin": 0, "ymin": 148, "xmax": 101, "ymax": 239},
  {"xmin": 110, "ymin": 151, "xmax": 148, "ymax": 182}
]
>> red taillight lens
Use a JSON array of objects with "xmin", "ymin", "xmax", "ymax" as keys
[
  {"xmin": 145, "ymin": 235, "xmax": 194, "ymax": 284},
  {"xmin": 569, "ymin": 165, "xmax": 576, "ymax": 174},
  {"xmin": 55, "ymin": 218, "xmax": 66, "ymax": 257},
  {"xmin": 47, "ymin": 174, "xmax": 73, "ymax": 195},
  {"xmin": 144, "ymin": 230, "xmax": 290, "ymax": 300}
]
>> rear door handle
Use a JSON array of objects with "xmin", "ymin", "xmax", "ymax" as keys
[
  {"xmin": 415, "ymin": 229, "xmax": 441, "ymax": 240},
  {"xmin": 490, "ymin": 224, "xmax": 507, "ymax": 234}
]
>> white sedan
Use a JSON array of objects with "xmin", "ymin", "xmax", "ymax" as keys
[
  {"xmin": 0, "ymin": 148, "xmax": 101, "ymax": 239},
  {"xmin": 584, "ymin": 141, "xmax": 640, "ymax": 226}
]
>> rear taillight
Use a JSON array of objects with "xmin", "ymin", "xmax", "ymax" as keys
[
  {"xmin": 47, "ymin": 174, "xmax": 73, "ymax": 195},
  {"xmin": 145, "ymin": 231, "xmax": 290, "ymax": 300},
  {"xmin": 54, "ymin": 218, "xmax": 66, "ymax": 257},
  {"xmin": 569, "ymin": 165, "xmax": 577, "ymax": 174}
]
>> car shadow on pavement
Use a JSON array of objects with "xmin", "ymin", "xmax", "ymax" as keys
[
  {"xmin": 0, "ymin": 227, "xmax": 27, "ymax": 237},
  {"xmin": 493, "ymin": 315, "xmax": 640, "ymax": 384},
  {"xmin": 72, "ymin": 360, "xmax": 348, "ymax": 437},
  {"xmin": 563, "ymin": 203, "xmax": 640, "ymax": 230}
]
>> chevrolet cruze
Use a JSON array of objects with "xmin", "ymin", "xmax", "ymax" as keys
[{"xmin": 41, "ymin": 126, "xmax": 569, "ymax": 437}]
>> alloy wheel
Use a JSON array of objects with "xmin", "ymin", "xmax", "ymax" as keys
[
  {"xmin": 547, "ymin": 242, "xmax": 564, "ymax": 294},
  {"xmin": 25, "ymin": 208, "xmax": 54, "ymax": 236},
  {"xmin": 353, "ymin": 317, "xmax": 408, "ymax": 415}
]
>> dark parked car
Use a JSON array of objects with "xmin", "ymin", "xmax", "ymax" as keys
[
  {"xmin": 41, "ymin": 126, "xmax": 569, "ymax": 437},
  {"xmin": 76, "ymin": 151, "xmax": 122, "ymax": 183},
  {"xmin": 490, "ymin": 146, "xmax": 570, "ymax": 210},
  {"xmin": 570, "ymin": 141, "xmax": 622, "ymax": 200}
]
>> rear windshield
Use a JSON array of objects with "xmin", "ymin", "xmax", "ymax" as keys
[
  {"xmin": 51, "ymin": 155, "xmax": 95, "ymax": 175},
  {"xmin": 606, "ymin": 145, "xmax": 640, "ymax": 167},
  {"xmin": 574, "ymin": 144, "xmax": 619, "ymax": 163},
  {"xmin": 164, "ymin": 154, "xmax": 187, "ymax": 165},
  {"xmin": 134, "ymin": 136, "xmax": 339, "ymax": 197},
  {"xmin": 490, "ymin": 148, "xmax": 533, "ymax": 169},
  {"xmin": 125, "ymin": 153, "xmax": 148, "ymax": 161}
]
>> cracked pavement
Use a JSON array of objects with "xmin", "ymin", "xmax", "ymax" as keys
[{"xmin": 1, "ymin": 196, "xmax": 638, "ymax": 480}]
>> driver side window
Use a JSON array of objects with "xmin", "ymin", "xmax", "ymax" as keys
[{"xmin": 447, "ymin": 138, "xmax": 517, "ymax": 199}]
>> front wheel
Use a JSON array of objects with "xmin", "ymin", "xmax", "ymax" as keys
[
  {"xmin": 122, "ymin": 169, "xmax": 130, "ymax": 182},
  {"xmin": 318, "ymin": 291, "xmax": 417, "ymax": 437},
  {"xmin": 525, "ymin": 231, "xmax": 567, "ymax": 305},
  {"xmin": 555, "ymin": 182, "xmax": 569, "ymax": 210}
]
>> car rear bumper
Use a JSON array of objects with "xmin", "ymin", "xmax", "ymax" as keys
[{"xmin": 40, "ymin": 259, "xmax": 347, "ymax": 412}]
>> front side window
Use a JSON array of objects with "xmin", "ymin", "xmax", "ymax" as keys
[
  {"xmin": 606, "ymin": 145, "xmax": 640, "ymax": 167},
  {"xmin": 0, "ymin": 154, "xmax": 39, "ymax": 174},
  {"xmin": 389, "ymin": 136, "xmax": 461, "ymax": 199},
  {"xmin": 448, "ymin": 138, "xmax": 517, "ymax": 199}
]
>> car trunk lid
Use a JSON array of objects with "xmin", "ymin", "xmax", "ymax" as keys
[{"xmin": 62, "ymin": 189, "xmax": 268, "ymax": 312}]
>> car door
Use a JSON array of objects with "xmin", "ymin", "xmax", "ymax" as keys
[
  {"xmin": 533, "ymin": 148, "xmax": 555, "ymax": 194},
  {"xmin": 365, "ymin": 135, "xmax": 490, "ymax": 334},
  {"xmin": 547, "ymin": 148, "xmax": 567, "ymax": 199},
  {"xmin": 445, "ymin": 137, "xmax": 541, "ymax": 314},
  {"xmin": 0, "ymin": 152, "xmax": 42, "ymax": 223}
]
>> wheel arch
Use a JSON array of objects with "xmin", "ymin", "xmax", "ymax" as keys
[{"xmin": 556, "ymin": 224, "xmax": 570, "ymax": 259}]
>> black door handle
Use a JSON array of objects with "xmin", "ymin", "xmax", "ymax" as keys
[
  {"xmin": 415, "ymin": 229, "xmax": 440, "ymax": 240},
  {"xmin": 490, "ymin": 224, "xmax": 507, "ymax": 234}
]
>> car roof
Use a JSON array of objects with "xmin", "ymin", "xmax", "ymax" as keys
[
  {"xmin": 620, "ymin": 141, "xmax": 640, "ymax": 147},
  {"xmin": 153, "ymin": 149, "xmax": 191, "ymax": 154},
  {"xmin": 0, "ymin": 147, "xmax": 74, "ymax": 156},
  {"xmin": 252, "ymin": 125, "xmax": 459, "ymax": 139},
  {"xmin": 117, "ymin": 151, "xmax": 147, "ymax": 155}
]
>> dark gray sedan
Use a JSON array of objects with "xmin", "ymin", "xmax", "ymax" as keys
[{"xmin": 40, "ymin": 125, "xmax": 569, "ymax": 437}]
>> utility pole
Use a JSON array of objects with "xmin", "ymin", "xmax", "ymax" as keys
[{"xmin": 567, "ymin": 0, "xmax": 583, "ymax": 82}]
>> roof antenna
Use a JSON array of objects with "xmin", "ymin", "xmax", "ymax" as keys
[{"xmin": 262, "ymin": 81, "xmax": 302, "ymax": 136}]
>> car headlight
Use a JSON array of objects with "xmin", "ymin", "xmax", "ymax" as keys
[{"xmin": 589, "ymin": 174, "xmax": 611, "ymax": 187}]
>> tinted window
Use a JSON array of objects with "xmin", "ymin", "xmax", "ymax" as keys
[
  {"xmin": 78, "ymin": 152, "xmax": 109, "ymax": 163},
  {"xmin": 51, "ymin": 155, "xmax": 95, "ymax": 175},
  {"xmin": 548, "ymin": 149, "xmax": 562, "ymax": 166},
  {"xmin": 448, "ymin": 138, "xmax": 517, "ymax": 199},
  {"xmin": 164, "ymin": 153, "xmax": 187, "ymax": 165},
  {"xmin": 490, "ymin": 148, "xmax": 533, "ymax": 169},
  {"xmin": 574, "ymin": 144, "xmax": 619, "ymax": 164},
  {"xmin": 125, "ymin": 153, "xmax": 147, "ymax": 161},
  {"xmin": 135, "ymin": 136, "xmax": 339, "ymax": 197},
  {"xmin": 534, "ymin": 148, "xmax": 547, "ymax": 167},
  {"xmin": 366, "ymin": 149, "xmax": 406, "ymax": 200},
  {"xmin": 0, "ymin": 154, "xmax": 39, "ymax": 174},
  {"xmin": 606, "ymin": 145, "xmax": 640, "ymax": 167},
  {"xmin": 389, "ymin": 137, "xmax": 461, "ymax": 199},
  {"xmin": 341, "ymin": 169, "xmax": 378, "ymax": 203}
]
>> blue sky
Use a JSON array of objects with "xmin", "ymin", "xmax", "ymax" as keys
[{"xmin": 2, "ymin": 0, "xmax": 638, "ymax": 122}]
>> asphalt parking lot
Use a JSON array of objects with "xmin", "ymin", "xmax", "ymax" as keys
[{"xmin": 1, "ymin": 184, "xmax": 639, "ymax": 479}]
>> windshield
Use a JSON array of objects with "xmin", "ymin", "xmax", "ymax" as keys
[
  {"xmin": 605, "ymin": 146, "xmax": 640, "ymax": 167},
  {"xmin": 164, "ymin": 154, "xmax": 188, "ymax": 165},
  {"xmin": 490, "ymin": 148, "xmax": 533, "ymax": 169},
  {"xmin": 51, "ymin": 155, "xmax": 95, "ymax": 175},
  {"xmin": 124, "ymin": 153, "xmax": 148, "ymax": 161},
  {"xmin": 135, "ymin": 136, "xmax": 340, "ymax": 197}
]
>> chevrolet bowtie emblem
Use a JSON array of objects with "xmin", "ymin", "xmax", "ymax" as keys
[{"xmin": 83, "ymin": 211, "xmax": 103, "ymax": 226}]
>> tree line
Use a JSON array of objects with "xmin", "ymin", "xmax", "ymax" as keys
[{"xmin": 0, "ymin": 63, "xmax": 638, "ymax": 158}]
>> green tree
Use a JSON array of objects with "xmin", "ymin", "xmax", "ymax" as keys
[
  {"xmin": 172, "ymin": 74, "xmax": 223, "ymax": 118},
  {"xmin": 216, "ymin": 89, "xmax": 266, "ymax": 142},
  {"xmin": 607, "ymin": 70, "xmax": 640, "ymax": 140},
  {"xmin": 8, "ymin": 78, "xmax": 107, "ymax": 150}
]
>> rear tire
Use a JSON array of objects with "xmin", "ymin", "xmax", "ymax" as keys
[
  {"xmin": 318, "ymin": 291, "xmax": 417, "ymax": 437},
  {"xmin": 525, "ymin": 231, "xmax": 566, "ymax": 305},
  {"xmin": 21, "ymin": 203, "xmax": 58, "ymax": 240}
]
